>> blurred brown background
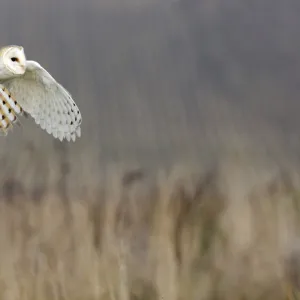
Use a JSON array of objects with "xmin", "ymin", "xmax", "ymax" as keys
[{"xmin": 0, "ymin": 0, "xmax": 300, "ymax": 195}]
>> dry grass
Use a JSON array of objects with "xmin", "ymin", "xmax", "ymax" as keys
[{"xmin": 1, "ymin": 157, "xmax": 300, "ymax": 300}]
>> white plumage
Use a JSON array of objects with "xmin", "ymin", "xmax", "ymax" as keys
[{"xmin": 0, "ymin": 45, "xmax": 82, "ymax": 142}]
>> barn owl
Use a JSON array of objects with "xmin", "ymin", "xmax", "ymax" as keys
[{"xmin": 0, "ymin": 45, "xmax": 82, "ymax": 142}]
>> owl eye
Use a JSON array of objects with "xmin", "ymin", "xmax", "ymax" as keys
[{"xmin": 11, "ymin": 57, "xmax": 19, "ymax": 62}]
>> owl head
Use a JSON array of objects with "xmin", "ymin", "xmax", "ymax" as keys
[{"xmin": 0, "ymin": 45, "xmax": 26, "ymax": 79}]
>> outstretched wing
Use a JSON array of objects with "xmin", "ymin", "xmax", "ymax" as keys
[{"xmin": 0, "ymin": 61, "xmax": 82, "ymax": 141}]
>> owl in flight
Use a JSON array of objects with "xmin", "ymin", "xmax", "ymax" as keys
[{"xmin": 0, "ymin": 45, "xmax": 82, "ymax": 142}]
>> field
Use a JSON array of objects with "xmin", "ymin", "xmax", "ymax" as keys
[
  {"xmin": 0, "ymin": 155, "xmax": 299, "ymax": 300},
  {"xmin": 0, "ymin": 0, "xmax": 300, "ymax": 299}
]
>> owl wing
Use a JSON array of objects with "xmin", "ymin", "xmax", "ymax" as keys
[{"xmin": 0, "ymin": 60, "xmax": 82, "ymax": 141}]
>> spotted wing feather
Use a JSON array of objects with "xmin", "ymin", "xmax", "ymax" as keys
[{"xmin": 0, "ymin": 86, "xmax": 23, "ymax": 135}]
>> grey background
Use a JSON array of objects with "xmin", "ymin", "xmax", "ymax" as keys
[{"xmin": 0, "ymin": 0, "xmax": 300, "ymax": 195}]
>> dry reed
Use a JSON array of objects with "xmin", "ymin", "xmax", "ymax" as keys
[{"xmin": 0, "ymin": 157, "xmax": 299, "ymax": 300}]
